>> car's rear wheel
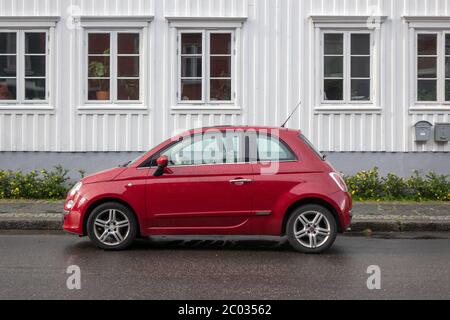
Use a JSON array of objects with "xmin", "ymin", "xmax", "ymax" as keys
[
  {"xmin": 286, "ymin": 204, "xmax": 337, "ymax": 254},
  {"xmin": 87, "ymin": 202, "xmax": 137, "ymax": 250}
]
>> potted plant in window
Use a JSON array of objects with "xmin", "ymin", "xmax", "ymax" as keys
[{"xmin": 88, "ymin": 51, "xmax": 110, "ymax": 100}]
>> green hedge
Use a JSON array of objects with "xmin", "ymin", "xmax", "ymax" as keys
[
  {"xmin": 345, "ymin": 168, "xmax": 450, "ymax": 201},
  {"xmin": 0, "ymin": 166, "xmax": 76, "ymax": 200},
  {"xmin": 0, "ymin": 166, "xmax": 449, "ymax": 201}
]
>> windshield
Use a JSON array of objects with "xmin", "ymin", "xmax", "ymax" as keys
[{"xmin": 300, "ymin": 134, "xmax": 325, "ymax": 160}]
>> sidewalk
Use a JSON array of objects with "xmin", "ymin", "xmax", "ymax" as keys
[{"xmin": 0, "ymin": 200, "xmax": 449, "ymax": 232}]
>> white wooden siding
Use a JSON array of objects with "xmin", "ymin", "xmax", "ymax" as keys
[{"xmin": 0, "ymin": 0, "xmax": 449, "ymax": 152}]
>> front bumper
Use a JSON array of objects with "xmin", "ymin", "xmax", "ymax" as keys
[{"xmin": 63, "ymin": 209, "xmax": 84, "ymax": 235}]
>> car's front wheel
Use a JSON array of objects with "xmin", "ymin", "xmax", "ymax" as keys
[
  {"xmin": 286, "ymin": 204, "xmax": 337, "ymax": 254},
  {"xmin": 87, "ymin": 202, "xmax": 137, "ymax": 250}
]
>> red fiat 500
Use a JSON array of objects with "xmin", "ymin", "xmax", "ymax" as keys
[{"xmin": 63, "ymin": 126, "xmax": 352, "ymax": 253}]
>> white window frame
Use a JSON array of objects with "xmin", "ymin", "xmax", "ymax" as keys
[
  {"xmin": 0, "ymin": 29, "xmax": 52, "ymax": 107},
  {"xmin": 84, "ymin": 29, "xmax": 143, "ymax": 105},
  {"xmin": 311, "ymin": 16, "xmax": 386, "ymax": 113},
  {"xmin": 413, "ymin": 31, "xmax": 448, "ymax": 105},
  {"xmin": 177, "ymin": 29, "xmax": 236, "ymax": 105},
  {"xmin": 404, "ymin": 16, "xmax": 450, "ymax": 113},
  {"xmin": 320, "ymin": 30, "xmax": 373, "ymax": 104}
]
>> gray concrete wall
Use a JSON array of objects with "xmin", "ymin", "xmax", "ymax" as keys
[{"xmin": 0, "ymin": 152, "xmax": 449, "ymax": 180}]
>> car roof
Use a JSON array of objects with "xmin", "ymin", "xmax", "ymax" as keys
[{"xmin": 187, "ymin": 126, "xmax": 302, "ymax": 135}]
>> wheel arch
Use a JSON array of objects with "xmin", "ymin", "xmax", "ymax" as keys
[
  {"xmin": 82, "ymin": 197, "xmax": 141, "ymax": 237},
  {"xmin": 281, "ymin": 197, "xmax": 342, "ymax": 235}
]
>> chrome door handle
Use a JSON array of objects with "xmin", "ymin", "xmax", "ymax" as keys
[{"xmin": 229, "ymin": 178, "xmax": 253, "ymax": 185}]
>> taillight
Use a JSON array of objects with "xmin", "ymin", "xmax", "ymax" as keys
[{"xmin": 329, "ymin": 172, "xmax": 348, "ymax": 192}]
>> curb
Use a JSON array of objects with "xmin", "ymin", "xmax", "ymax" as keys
[{"xmin": 1, "ymin": 218, "xmax": 450, "ymax": 233}]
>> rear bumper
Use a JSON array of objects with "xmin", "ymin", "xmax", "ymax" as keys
[{"xmin": 331, "ymin": 191, "xmax": 353, "ymax": 232}]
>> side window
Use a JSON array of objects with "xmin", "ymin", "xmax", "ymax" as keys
[
  {"xmin": 160, "ymin": 132, "xmax": 243, "ymax": 166},
  {"xmin": 255, "ymin": 135, "xmax": 296, "ymax": 162}
]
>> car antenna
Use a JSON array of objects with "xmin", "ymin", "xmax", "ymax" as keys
[{"xmin": 281, "ymin": 101, "xmax": 301, "ymax": 128}]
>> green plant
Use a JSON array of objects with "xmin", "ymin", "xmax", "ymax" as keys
[
  {"xmin": 88, "ymin": 50, "xmax": 110, "ymax": 92},
  {"xmin": 0, "ymin": 166, "xmax": 82, "ymax": 200},
  {"xmin": 345, "ymin": 168, "xmax": 450, "ymax": 202}
]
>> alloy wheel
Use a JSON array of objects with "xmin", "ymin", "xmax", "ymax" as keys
[
  {"xmin": 293, "ymin": 211, "xmax": 331, "ymax": 249},
  {"xmin": 93, "ymin": 209, "xmax": 131, "ymax": 246}
]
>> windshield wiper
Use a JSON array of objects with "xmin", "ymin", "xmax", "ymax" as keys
[{"xmin": 119, "ymin": 161, "xmax": 131, "ymax": 168}]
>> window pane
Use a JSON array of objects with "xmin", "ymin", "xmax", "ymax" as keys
[
  {"xmin": 210, "ymin": 56, "xmax": 231, "ymax": 77},
  {"xmin": 417, "ymin": 80, "xmax": 437, "ymax": 101},
  {"xmin": 25, "ymin": 56, "xmax": 46, "ymax": 77},
  {"xmin": 181, "ymin": 34, "xmax": 202, "ymax": 54},
  {"xmin": 446, "ymin": 34, "xmax": 450, "ymax": 55},
  {"xmin": 324, "ymin": 34, "xmax": 343, "ymax": 55},
  {"xmin": 351, "ymin": 79, "xmax": 370, "ymax": 101},
  {"xmin": 418, "ymin": 57, "xmax": 437, "ymax": 78},
  {"xmin": 210, "ymin": 33, "xmax": 231, "ymax": 54},
  {"xmin": 25, "ymin": 33, "xmax": 46, "ymax": 54},
  {"xmin": 446, "ymin": 80, "xmax": 450, "ymax": 101},
  {"xmin": 0, "ymin": 33, "xmax": 16, "ymax": 54},
  {"xmin": 118, "ymin": 79, "xmax": 139, "ymax": 101},
  {"xmin": 224, "ymin": 134, "xmax": 242, "ymax": 164},
  {"xmin": 25, "ymin": 79, "xmax": 45, "ymax": 100},
  {"xmin": 324, "ymin": 79, "xmax": 343, "ymax": 100},
  {"xmin": 0, "ymin": 78, "xmax": 16, "ymax": 100},
  {"xmin": 118, "ymin": 33, "xmax": 139, "ymax": 54},
  {"xmin": 351, "ymin": 56, "xmax": 370, "ymax": 78},
  {"xmin": 446, "ymin": 57, "xmax": 450, "ymax": 78},
  {"xmin": 88, "ymin": 79, "xmax": 110, "ymax": 100},
  {"xmin": 181, "ymin": 57, "xmax": 202, "ymax": 77},
  {"xmin": 210, "ymin": 79, "xmax": 231, "ymax": 101},
  {"xmin": 163, "ymin": 133, "xmax": 226, "ymax": 166},
  {"xmin": 88, "ymin": 33, "xmax": 110, "ymax": 54},
  {"xmin": 181, "ymin": 79, "xmax": 202, "ymax": 101},
  {"xmin": 0, "ymin": 56, "xmax": 16, "ymax": 77},
  {"xmin": 324, "ymin": 56, "xmax": 343, "ymax": 77},
  {"xmin": 88, "ymin": 56, "xmax": 110, "ymax": 77},
  {"xmin": 257, "ymin": 135, "xmax": 295, "ymax": 162},
  {"xmin": 418, "ymin": 34, "xmax": 437, "ymax": 55},
  {"xmin": 118, "ymin": 56, "xmax": 139, "ymax": 77},
  {"xmin": 351, "ymin": 34, "xmax": 370, "ymax": 55}
]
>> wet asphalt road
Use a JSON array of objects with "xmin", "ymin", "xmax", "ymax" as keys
[{"xmin": 0, "ymin": 231, "xmax": 449, "ymax": 300}]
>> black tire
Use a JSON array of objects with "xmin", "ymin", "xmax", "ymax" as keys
[
  {"xmin": 87, "ymin": 202, "xmax": 137, "ymax": 250},
  {"xmin": 286, "ymin": 204, "xmax": 337, "ymax": 254}
]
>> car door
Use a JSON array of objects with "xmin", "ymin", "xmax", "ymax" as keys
[
  {"xmin": 145, "ymin": 130, "xmax": 255, "ymax": 235},
  {"xmin": 249, "ymin": 132, "xmax": 300, "ymax": 218}
]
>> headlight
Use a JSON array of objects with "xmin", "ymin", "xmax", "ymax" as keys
[
  {"xmin": 66, "ymin": 200, "xmax": 75, "ymax": 210},
  {"xmin": 329, "ymin": 172, "xmax": 348, "ymax": 192},
  {"xmin": 69, "ymin": 182, "xmax": 82, "ymax": 197}
]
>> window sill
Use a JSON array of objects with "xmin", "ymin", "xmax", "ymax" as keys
[
  {"xmin": 77, "ymin": 105, "xmax": 150, "ymax": 114},
  {"xmin": 171, "ymin": 105, "xmax": 242, "ymax": 114},
  {"xmin": 0, "ymin": 105, "xmax": 54, "ymax": 112},
  {"xmin": 410, "ymin": 106, "xmax": 450, "ymax": 113},
  {"xmin": 315, "ymin": 105, "xmax": 382, "ymax": 113}
]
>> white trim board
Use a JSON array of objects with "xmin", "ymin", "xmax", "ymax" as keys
[
  {"xmin": 310, "ymin": 15, "xmax": 388, "ymax": 28},
  {"xmin": 166, "ymin": 16, "xmax": 248, "ymax": 28},
  {"xmin": 75, "ymin": 16, "xmax": 154, "ymax": 28},
  {"xmin": 0, "ymin": 16, "xmax": 60, "ymax": 27}
]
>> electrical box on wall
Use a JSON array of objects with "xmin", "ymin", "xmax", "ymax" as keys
[
  {"xmin": 414, "ymin": 121, "xmax": 433, "ymax": 142},
  {"xmin": 435, "ymin": 123, "xmax": 450, "ymax": 142}
]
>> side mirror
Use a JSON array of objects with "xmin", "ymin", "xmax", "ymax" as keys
[{"xmin": 153, "ymin": 155, "xmax": 169, "ymax": 177}]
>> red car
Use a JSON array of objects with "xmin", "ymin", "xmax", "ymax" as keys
[{"xmin": 63, "ymin": 126, "xmax": 352, "ymax": 253}]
